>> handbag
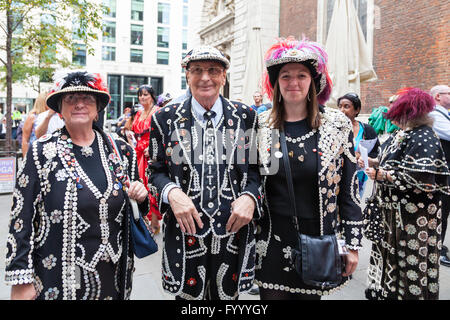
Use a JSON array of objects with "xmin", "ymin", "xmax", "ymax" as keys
[
  {"xmin": 107, "ymin": 133, "xmax": 158, "ymax": 258},
  {"xmin": 362, "ymin": 179, "xmax": 384, "ymax": 243},
  {"xmin": 128, "ymin": 197, "xmax": 158, "ymax": 258},
  {"xmin": 280, "ymin": 131, "xmax": 343, "ymax": 289}
]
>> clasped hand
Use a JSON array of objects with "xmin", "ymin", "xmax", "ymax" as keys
[
  {"xmin": 127, "ymin": 181, "xmax": 148, "ymax": 203},
  {"xmin": 168, "ymin": 188, "xmax": 255, "ymax": 235}
]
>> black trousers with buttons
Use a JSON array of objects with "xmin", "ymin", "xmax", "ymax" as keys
[{"xmin": 176, "ymin": 232, "xmax": 240, "ymax": 300}]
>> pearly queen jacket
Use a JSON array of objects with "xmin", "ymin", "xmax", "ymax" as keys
[
  {"xmin": 148, "ymin": 96, "xmax": 263, "ymax": 296},
  {"xmin": 255, "ymin": 106, "xmax": 364, "ymax": 268},
  {"xmin": 4, "ymin": 128, "xmax": 146, "ymax": 300}
]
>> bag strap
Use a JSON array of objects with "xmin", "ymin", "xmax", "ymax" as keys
[
  {"xmin": 436, "ymin": 108, "xmax": 450, "ymax": 122},
  {"xmin": 280, "ymin": 131, "xmax": 300, "ymax": 230},
  {"xmin": 106, "ymin": 133, "xmax": 140, "ymax": 221},
  {"xmin": 106, "ymin": 133, "xmax": 122, "ymax": 163}
]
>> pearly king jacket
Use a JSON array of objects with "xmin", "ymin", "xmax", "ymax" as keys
[
  {"xmin": 148, "ymin": 96, "xmax": 263, "ymax": 295},
  {"xmin": 255, "ymin": 106, "xmax": 364, "ymax": 268}
]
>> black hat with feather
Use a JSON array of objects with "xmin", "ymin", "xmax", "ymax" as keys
[{"xmin": 46, "ymin": 70, "xmax": 111, "ymax": 112}]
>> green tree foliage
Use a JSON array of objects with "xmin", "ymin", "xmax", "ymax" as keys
[{"xmin": 0, "ymin": 0, "xmax": 107, "ymax": 151}]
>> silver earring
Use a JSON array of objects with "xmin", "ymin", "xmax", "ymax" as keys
[
  {"xmin": 307, "ymin": 92, "xmax": 311, "ymax": 102},
  {"xmin": 278, "ymin": 94, "xmax": 282, "ymax": 103}
]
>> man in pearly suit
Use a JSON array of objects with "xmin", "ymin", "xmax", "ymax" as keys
[{"xmin": 148, "ymin": 46, "xmax": 263, "ymax": 300}]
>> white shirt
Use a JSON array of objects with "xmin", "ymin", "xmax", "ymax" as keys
[
  {"xmin": 191, "ymin": 96, "xmax": 223, "ymax": 127},
  {"xmin": 162, "ymin": 96, "xmax": 223, "ymax": 204},
  {"xmin": 35, "ymin": 110, "xmax": 65, "ymax": 136},
  {"xmin": 430, "ymin": 105, "xmax": 450, "ymax": 141}
]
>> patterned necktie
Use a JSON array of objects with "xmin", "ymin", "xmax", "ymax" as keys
[{"xmin": 202, "ymin": 110, "xmax": 218, "ymax": 213}]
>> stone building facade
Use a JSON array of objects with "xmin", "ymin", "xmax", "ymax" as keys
[{"xmin": 197, "ymin": 0, "xmax": 280, "ymax": 104}]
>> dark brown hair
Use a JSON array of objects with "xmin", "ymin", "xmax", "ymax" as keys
[{"xmin": 269, "ymin": 79, "xmax": 321, "ymax": 130}]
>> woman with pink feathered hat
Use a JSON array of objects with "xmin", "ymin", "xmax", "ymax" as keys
[{"xmin": 254, "ymin": 37, "xmax": 363, "ymax": 300}]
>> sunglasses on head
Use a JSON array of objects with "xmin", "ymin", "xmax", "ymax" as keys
[{"xmin": 345, "ymin": 93, "xmax": 359, "ymax": 99}]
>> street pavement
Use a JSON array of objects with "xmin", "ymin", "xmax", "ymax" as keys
[{"xmin": 0, "ymin": 183, "xmax": 449, "ymax": 300}]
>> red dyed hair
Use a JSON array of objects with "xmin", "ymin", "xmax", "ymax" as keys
[{"xmin": 385, "ymin": 88, "xmax": 435, "ymax": 125}]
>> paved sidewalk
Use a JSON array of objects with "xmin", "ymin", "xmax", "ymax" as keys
[{"xmin": 0, "ymin": 191, "xmax": 449, "ymax": 300}]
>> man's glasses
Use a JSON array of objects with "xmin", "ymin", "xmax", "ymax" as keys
[
  {"xmin": 187, "ymin": 67, "xmax": 224, "ymax": 77},
  {"xmin": 62, "ymin": 93, "xmax": 97, "ymax": 105}
]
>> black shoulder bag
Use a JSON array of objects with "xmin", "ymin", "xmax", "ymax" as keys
[{"xmin": 280, "ymin": 131, "xmax": 344, "ymax": 290}]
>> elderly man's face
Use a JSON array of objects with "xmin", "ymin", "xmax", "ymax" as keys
[
  {"xmin": 437, "ymin": 88, "xmax": 450, "ymax": 108},
  {"xmin": 186, "ymin": 61, "xmax": 226, "ymax": 105}
]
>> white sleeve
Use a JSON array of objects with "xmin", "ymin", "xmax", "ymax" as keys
[
  {"xmin": 430, "ymin": 110, "xmax": 450, "ymax": 141},
  {"xmin": 34, "ymin": 111, "xmax": 47, "ymax": 129}
]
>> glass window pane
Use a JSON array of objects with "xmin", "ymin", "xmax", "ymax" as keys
[
  {"xmin": 131, "ymin": 0, "xmax": 144, "ymax": 21},
  {"xmin": 328, "ymin": 0, "xmax": 367, "ymax": 40},
  {"xmin": 72, "ymin": 17, "xmax": 81, "ymax": 40},
  {"xmin": 123, "ymin": 76, "xmax": 147, "ymax": 107},
  {"xmin": 181, "ymin": 76, "xmax": 186, "ymax": 90},
  {"xmin": 157, "ymin": 51, "xmax": 169, "ymax": 65},
  {"xmin": 158, "ymin": 3, "xmax": 170, "ymax": 24},
  {"xmin": 73, "ymin": 43, "xmax": 86, "ymax": 66},
  {"xmin": 103, "ymin": 0, "xmax": 116, "ymax": 18},
  {"xmin": 102, "ymin": 46, "xmax": 116, "ymax": 61},
  {"xmin": 131, "ymin": 24, "xmax": 144, "ymax": 45},
  {"xmin": 182, "ymin": 29, "xmax": 188, "ymax": 50},
  {"xmin": 150, "ymin": 77, "xmax": 163, "ymax": 96},
  {"xmin": 131, "ymin": 49, "xmax": 143, "ymax": 63},
  {"xmin": 183, "ymin": 6, "xmax": 188, "ymax": 27},
  {"xmin": 157, "ymin": 27, "xmax": 170, "ymax": 48},
  {"xmin": 103, "ymin": 21, "xmax": 116, "ymax": 43},
  {"xmin": 12, "ymin": 11, "xmax": 23, "ymax": 34},
  {"xmin": 107, "ymin": 74, "xmax": 121, "ymax": 119}
]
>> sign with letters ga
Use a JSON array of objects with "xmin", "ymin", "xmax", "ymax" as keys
[{"xmin": 0, "ymin": 157, "xmax": 16, "ymax": 194}]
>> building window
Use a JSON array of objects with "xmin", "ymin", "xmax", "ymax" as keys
[
  {"xmin": 131, "ymin": 0, "xmax": 144, "ymax": 21},
  {"xmin": 158, "ymin": 3, "xmax": 170, "ymax": 24},
  {"xmin": 124, "ymin": 76, "xmax": 148, "ymax": 107},
  {"xmin": 151, "ymin": 77, "xmax": 163, "ymax": 96},
  {"xmin": 103, "ymin": 0, "xmax": 116, "ymax": 18},
  {"xmin": 318, "ymin": 0, "xmax": 374, "ymax": 58},
  {"xmin": 182, "ymin": 29, "xmax": 188, "ymax": 50},
  {"xmin": 107, "ymin": 74, "xmax": 121, "ymax": 120},
  {"xmin": 12, "ymin": 11, "xmax": 23, "ymax": 35},
  {"xmin": 326, "ymin": 0, "xmax": 367, "ymax": 40},
  {"xmin": 182, "ymin": 5, "xmax": 188, "ymax": 27},
  {"xmin": 131, "ymin": 49, "xmax": 143, "ymax": 63},
  {"xmin": 131, "ymin": 24, "xmax": 143, "ymax": 46},
  {"xmin": 103, "ymin": 21, "xmax": 116, "ymax": 43},
  {"xmin": 72, "ymin": 17, "xmax": 82, "ymax": 41},
  {"xmin": 181, "ymin": 75, "xmax": 187, "ymax": 90},
  {"xmin": 102, "ymin": 46, "xmax": 116, "ymax": 61},
  {"xmin": 157, "ymin": 51, "xmax": 169, "ymax": 65},
  {"xmin": 42, "ymin": 43, "xmax": 56, "ymax": 61},
  {"xmin": 73, "ymin": 43, "xmax": 87, "ymax": 66},
  {"xmin": 157, "ymin": 27, "xmax": 170, "ymax": 48}
]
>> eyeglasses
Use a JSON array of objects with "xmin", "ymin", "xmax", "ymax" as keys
[
  {"xmin": 62, "ymin": 93, "xmax": 97, "ymax": 105},
  {"xmin": 187, "ymin": 66, "xmax": 224, "ymax": 77}
]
